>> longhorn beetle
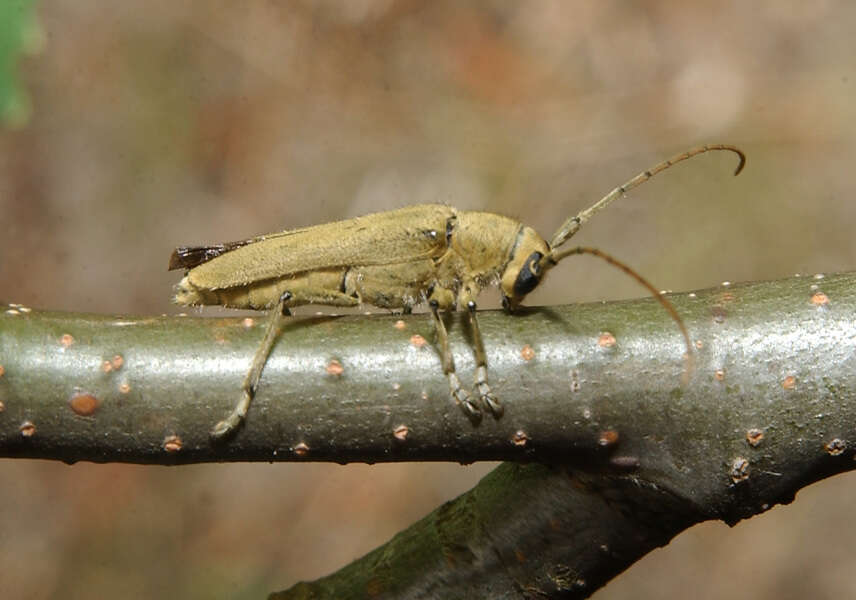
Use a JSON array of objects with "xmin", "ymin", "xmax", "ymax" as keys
[{"xmin": 169, "ymin": 144, "xmax": 745, "ymax": 441}]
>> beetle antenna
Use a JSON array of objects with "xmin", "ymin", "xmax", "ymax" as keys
[
  {"xmin": 550, "ymin": 144, "xmax": 746, "ymax": 250},
  {"xmin": 547, "ymin": 245, "xmax": 694, "ymax": 377}
]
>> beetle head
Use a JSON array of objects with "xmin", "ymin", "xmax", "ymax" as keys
[{"xmin": 500, "ymin": 227, "xmax": 550, "ymax": 311}]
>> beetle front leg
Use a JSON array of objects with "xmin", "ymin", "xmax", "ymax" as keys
[
  {"xmin": 428, "ymin": 298, "xmax": 482, "ymax": 423},
  {"xmin": 466, "ymin": 300, "xmax": 503, "ymax": 418}
]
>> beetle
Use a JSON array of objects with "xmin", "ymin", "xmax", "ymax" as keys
[{"xmin": 169, "ymin": 144, "xmax": 745, "ymax": 441}]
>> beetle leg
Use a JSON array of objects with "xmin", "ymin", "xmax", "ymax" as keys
[
  {"xmin": 466, "ymin": 300, "xmax": 503, "ymax": 418},
  {"xmin": 211, "ymin": 291, "xmax": 293, "ymax": 441},
  {"xmin": 429, "ymin": 299, "xmax": 482, "ymax": 423},
  {"xmin": 211, "ymin": 287, "xmax": 360, "ymax": 442}
]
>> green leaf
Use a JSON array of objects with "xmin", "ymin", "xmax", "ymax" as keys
[{"xmin": 0, "ymin": 0, "xmax": 41, "ymax": 128}]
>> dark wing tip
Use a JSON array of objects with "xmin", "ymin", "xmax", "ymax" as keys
[
  {"xmin": 168, "ymin": 245, "xmax": 225, "ymax": 271},
  {"xmin": 167, "ymin": 247, "xmax": 196, "ymax": 271},
  {"xmin": 168, "ymin": 248, "xmax": 186, "ymax": 271},
  {"xmin": 168, "ymin": 239, "xmax": 256, "ymax": 271}
]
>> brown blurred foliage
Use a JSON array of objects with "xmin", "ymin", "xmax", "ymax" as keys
[{"xmin": 1, "ymin": 2, "xmax": 855, "ymax": 598}]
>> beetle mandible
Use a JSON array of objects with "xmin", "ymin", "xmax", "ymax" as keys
[{"xmin": 169, "ymin": 144, "xmax": 745, "ymax": 441}]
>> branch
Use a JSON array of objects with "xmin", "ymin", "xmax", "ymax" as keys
[
  {"xmin": 269, "ymin": 273, "xmax": 856, "ymax": 599},
  {"xmin": 2, "ymin": 273, "xmax": 855, "ymax": 598}
]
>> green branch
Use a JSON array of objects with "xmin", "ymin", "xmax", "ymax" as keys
[{"xmin": 2, "ymin": 273, "xmax": 855, "ymax": 598}]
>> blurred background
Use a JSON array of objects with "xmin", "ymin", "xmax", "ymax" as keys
[{"xmin": 1, "ymin": 1, "xmax": 855, "ymax": 598}]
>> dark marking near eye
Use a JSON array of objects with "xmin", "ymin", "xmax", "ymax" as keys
[{"xmin": 512, "ymin": 251, "xmax": 543, "ymax": 297}]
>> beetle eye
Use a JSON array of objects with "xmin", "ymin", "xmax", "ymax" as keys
[
  {"xmin": 512, "ymin": 251, "xmax": 543, "ymax": 297},
  {"xmin": 529, "ymin": 255, "xmax": 541, "ymax": 276}
]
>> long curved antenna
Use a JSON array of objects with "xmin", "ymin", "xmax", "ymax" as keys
[
  {"xmin": 550, "ymin": 144, "xmax": 746, "ymax": 250},
  {"xmin": 547, "ymin": 245, "xmax": 694, "ymax": 376}
]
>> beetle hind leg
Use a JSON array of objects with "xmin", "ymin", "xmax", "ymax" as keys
[
  {"xmin": 210, "ymin": 291, "xmax": 295, "ymax": 441},
  {"xmin": 211, "ymin": 286, "xmax": 360, "ymax": 442}
]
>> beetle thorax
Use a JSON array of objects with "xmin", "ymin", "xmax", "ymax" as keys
[{"xmin": 448, "ymin": 211, "xmax": 523, "ymax": 284}]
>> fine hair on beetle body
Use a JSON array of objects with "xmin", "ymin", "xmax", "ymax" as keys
[{"xmin": 169, "ymin": 144, "xmax": 745, "ymax": 442}]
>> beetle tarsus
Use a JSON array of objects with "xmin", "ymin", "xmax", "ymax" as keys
[
  {"xmin": 474, "ymin": 365, "xmax": 503, "ymax": 417},
  {"xmin": 482, "ymin": 392, "xmax": 502, "ymax": 418},
  {"xmin": 451, "ymin": 374, "xmax": 482, "ymax": 423},
  {"xmin": 210, "ymin": 384, "xmax": 253, "ymax": 441},
  {"xmin": 210, "ymin": 411, "xmax": 245, "ymax": 442}
]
